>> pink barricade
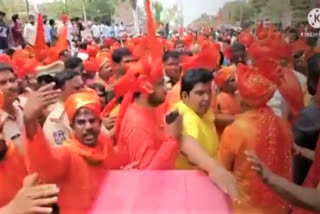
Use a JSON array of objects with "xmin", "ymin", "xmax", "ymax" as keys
[{"xmin": 89, "ymin": 170, "xmax": 232, "ymax": 214}]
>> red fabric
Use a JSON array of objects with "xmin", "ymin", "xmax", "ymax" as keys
[
  {"xmin": 43, "ymin": 26, "xmax": 68, "ymax": 65},
  {"xmin": 182, "ymin": 41, "xmax": 220, "ymax": 71},
  {"xmin": 118, "ymin": 103, "xmax": 179, "ymax": 169},
  {"xmin": 238, "ymin": 30, "xmax": 255, "ymax": 48},
  {"xmin": 237, "ymin": 64, "xmax": 276, "ymax": 107},
  {"xmin": 278, "ymin": 67, "xmax": 304, "ymax": 123},
  {"xmin": 12, "ymin": 58, "xmax": 39, "ymax": 79},
  {"xmin": 34, "ymin": 14, "xmax": 48, "ymax": 61},
  {"xmin": 0, "ymin": 54, "xmax": 11, "ymax": 64},
  {"xmin": 87, "ymin": 45, "xmax": 100, "ymax": 58},
  {"xmin": 253, "ymin": 107, "xmax": 293, "ymax": 210},
  {"xmin": 0, "ymin": 142, "xmax": 27, "ymax": 207},
  {"xmin": 146, "ymin": 0, "xmax": 163, "ymax": 61},
  {"xmin": 89, "ymin": 171, "xmax": 232, "ymax": 214},
  {"xmin": 25, "ymin": 126, "xmax": 127, "ymax": 214}
]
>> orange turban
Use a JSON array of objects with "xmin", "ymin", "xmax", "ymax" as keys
[
  {"xmin": 237, "ymin": 64, "xmax": 276, "ymax": 107},
  {"xmin": 214, "ymin": 66, "xmax": 235, "ymax": 88},
  {"xmin": 65, "ymin": 90, "xmax": 101, "ymax": 122}
]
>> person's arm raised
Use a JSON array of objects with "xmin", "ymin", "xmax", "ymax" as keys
[
  {"xmin": 23, "ymin": 83, "xmax": 60, "ymax": 138},
  {"xmin": 247, "ymin": 151, "xmax": 320, "ymax": 213},
  {"xmin": 23, "ymin": 84, "xmax": 70, "ymax": 180}
]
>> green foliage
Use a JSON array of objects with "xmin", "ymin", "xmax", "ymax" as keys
[
  {"xmin": 153, "ymin": 1, "xmax": 163, "ymax": 22},
  {"xmin": 220, "ymin": 0, "xmax": 255, "ymax": 25},
  {"xmin": 260, "ymin": 0, "xmax": 291, "ymax": 21}
]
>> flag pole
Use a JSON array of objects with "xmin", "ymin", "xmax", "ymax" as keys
[{"xmin": 25, "ymin": 0, "xmax": 30, "ymax": 17}]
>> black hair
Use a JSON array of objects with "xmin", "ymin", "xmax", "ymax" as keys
[
  {"xmin": 49, "ymin": 19, "xmax": 55, "ymax": 26},
  {"xmin": 307, "ymin": 54, "xmax": 320, "ymax": 95},
  {"xmin": 112, "ymin": 47, "xmax": 132, "ymax": 64},
  {"xmin": 64, "ymin": 57, "xmax": 83, "ymax": 69},
  {"xmin": 181, "ymin": 68, "xmax": 213, "ymax": 96},
  {"xmin": 231, "ymin": 42, "xmax": 246, "ymax": 53},
  {"xmin": 89, "ymin": 83, "xmax": 106, "ymax": 95},
  {"xmin": 11, "ymin": 14, "xmax": 19, "ymax": 22},
  {"xmin": 54, "ymin": 69, "xmax": 81, "ymax": 89},
  {"xmin": 162, "ymin": 51, "xmax": 180, "ymax": 63},
  {"xmin": 4, "ymin": 49, "xmax": 15, "ymax": 57},
  {"xmin": 0, "ymin": 63, "xmax": 14, "ymax": 73},
  {"xmin": 0, "ymin": 11, "xmax": 5, "ymax": 16}
]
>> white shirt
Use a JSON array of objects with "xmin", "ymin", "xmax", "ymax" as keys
[
  {"xmin": 91, "ymin": 24, "xmax": 101, "ymax": 39},
  {"xmin": 23, "ymin": 23, "xmax": 36, "ymax": 45},
  {"xmin": 101, "ymin": 25, "xmax": 110, "ymax": 38}
]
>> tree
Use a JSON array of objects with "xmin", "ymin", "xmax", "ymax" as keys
[
  {"xmin": 260, "ymin": 0, "xmax": 291, "ymax": 22},
  {"xmin": 290, "ymin": 0, "xmax": 311, "ymax": 24},
  {"xmin": 219, "ymin": 0, "xmax": 255, "ymax": 25}
]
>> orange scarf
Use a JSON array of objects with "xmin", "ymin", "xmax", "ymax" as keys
[{"xmin": 67, "ymin": 133, "xmax": 110, "ymax": 163}]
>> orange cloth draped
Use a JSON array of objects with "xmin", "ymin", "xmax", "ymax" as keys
[
  {"xmin": 117, "ymin": 103, "xmax": 179, "ymax": 169},
  {"xmin": 0, "ymin": 142, "xmax": 27, "ymax": 207},
  {"xmin": 25, "ymin": 126, "xmax": 127, "ymax": 214},
  {"xmin": 218, "ymin": 108, "xmax": 293, "ymax": 214},
  {"xmin": 215, "ymin": 92, "xmax": 241, "ymax": 115},
  {"xmin": 278, "ymin": 67, "xmax": 304, "ymax": 123},
  {"xmin": 218, "ymin": 63, "xmax": 293, "ymax": 214}
]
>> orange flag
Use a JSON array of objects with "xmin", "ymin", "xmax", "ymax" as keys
[{"xmin": 34, "ymin": 14, "xmax": 48, "ymax": 61}]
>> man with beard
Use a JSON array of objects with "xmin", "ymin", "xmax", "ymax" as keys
[
  {"xmin": 0, "ymin": 63, "xmax": 23, "ymax": 151},
  {"xmin": 117, "ymin": 73, "xmax": 183, "ymax": 169},
  {"xmin": 24, "ymin": 86, "xmax": 128, "ymax": 214}
]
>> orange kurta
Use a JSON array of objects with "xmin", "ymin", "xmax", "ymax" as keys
[
  {"xmin": 218, "ymin": 108, "xmax": 293, "ymax": 214},
  {"xmin": 25, "ymin": 127, "xmax": 126, "ymax": 214},
  {"xmin": 118, "ymin": 103, "xmax": 179, "ymax": 169},
  {"xmin": 0, "ymin": 142, "xmax": 27, "ymax": 207}
]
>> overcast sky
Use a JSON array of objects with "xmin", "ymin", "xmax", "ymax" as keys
[{"xmin": 30, "ymin": 0, "xmax": 234, "ymax": 24}]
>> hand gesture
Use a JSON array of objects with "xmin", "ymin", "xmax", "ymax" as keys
[
  {"xmin": 102, "ymin": 116, "xmax": 117, "ymax": 130},
  {"xmin": 24, "ymin": 83, "xmax": 60, "ymax": 122},
  {"xmin": 7, "ymin": 173, "xmax": 59, "ymax": 214},
  {"xmin": 245, "ymin": 150, "xmax": 272, "ymax": 183},
  {"xmin": 209, "ymin": 167, "xmax": 238, "ymax": 200},
  {"xmin": 292, "ymin": 144, "xmax": 303, "ymax": 157}
]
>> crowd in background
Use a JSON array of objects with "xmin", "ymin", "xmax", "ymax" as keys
[{"xmin": 1, "ymin": 3, "xmax": 320, "ymax": 214}]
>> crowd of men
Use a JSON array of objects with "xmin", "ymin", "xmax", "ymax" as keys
[
  {"xmin": 1, "ymin": 1, "xmax": 320, "ymax": 214},
  {"xmin": 0, "ymin": 10, "xmax": 127, "ymax": 54}
]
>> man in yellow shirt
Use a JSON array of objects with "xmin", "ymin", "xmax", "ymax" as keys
[{"xmin": 173, "ymin": 68, "xmax": 237, "ymax": 197}]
